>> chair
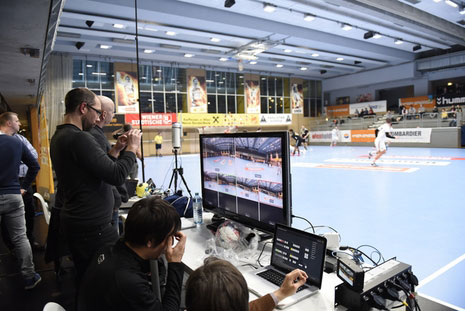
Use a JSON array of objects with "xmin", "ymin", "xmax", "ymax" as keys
[
  {"xmin": 34, "ymin": 192, "xmax": 50, "ymax": 225},
  {"xmin": 43, "ymin": 302, "xmax": 66, "ymax": 311}
]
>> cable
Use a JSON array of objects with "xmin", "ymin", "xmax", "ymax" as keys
[
  {"xmin": 340, "ymin": 246, "xmax": 378, "ymax": 266},
  {"xmin": 257, "ymin": 241, "xmax": 272, "ymax": 267},
  {"xmin": 357, "ymin": 244, "xmax": 385, "ymax": 264},
  {"xmin": 292, "ymin": 215, "xmax": 315, "ymax": 233}
]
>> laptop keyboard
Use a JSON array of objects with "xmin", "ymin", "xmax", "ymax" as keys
[{"xmin": 257, "ymin": 269, "xmax": 307, "ymax": 292}]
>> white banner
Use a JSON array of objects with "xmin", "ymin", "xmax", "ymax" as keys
[
  {"xmin": 390, "ymin": 128, "xmax": 432, "ymax": 143},
  {"xmin": 259, "ymin": 114, "xmax": 292, "ymax": 125},
  {"xmin": 308, "ymin": 130, "xmax": 352, "ymax": 143},
  {"xmin": 350, "ymin": 100, "xmax": 387, "ymax": 114}
]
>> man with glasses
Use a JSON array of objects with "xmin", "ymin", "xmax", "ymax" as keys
[{"xmin": 50, "ymin": 88, "xmax": 142, "ymax": 287}]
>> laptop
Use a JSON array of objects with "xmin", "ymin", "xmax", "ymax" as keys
[{"xmin": 243, "ymin": 224, "xmax": 327, "ymax": 309}]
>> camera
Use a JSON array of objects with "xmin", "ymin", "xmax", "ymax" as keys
[{"xmin": 113, "ymin": 132, "xmax": 123, "ymax": 140}]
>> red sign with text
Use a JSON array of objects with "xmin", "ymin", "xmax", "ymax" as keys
[{"xmin": 125, "ymin": 113, "xmax": 177, "ymax": 127}]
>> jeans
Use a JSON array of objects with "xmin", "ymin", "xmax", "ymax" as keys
[{"xmin": 0, "ymin": 194, "xmax": 35, "ymax": 279}]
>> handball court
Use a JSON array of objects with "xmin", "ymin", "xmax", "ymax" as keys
[{"xmin": 145, "ymin": 145, "xmax": 465, "ymax": 310}]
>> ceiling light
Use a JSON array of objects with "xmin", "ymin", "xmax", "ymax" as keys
[
  {"xmin": 394, "ymin": 39, "xmax": 403, "ymax": 45},
  {"xmin": 263, "ymin": 3, "xmax": 277, "ymax": 12},
  {"xmin": 144, "ymin": 49, "xmax": 154, "ymax": 53},
  {"xmin": 224, "ymin": 0, "xmax": 235, "ymax": 7},
  {"xmin": 219, "ymin": 57, "xmax": 228, "ymax": 61},
  {"xmin": 210, "ymin": 37, "xmax": 221, "ymax": 42},
  {"xmin": 364, "ymin": 31, "xmax": 374, "ymax": 39},
  {"xmin": 412, "ymin": 44, "xmax": 422, "ymax": 51},
  {"xmin": 113, "ymin": 23, "xmax": 125, "ymax": 29},
  {"xmin": 100, "ymin": 44, "xmax": 111, "ymax": 49},
  {"xmin": 445, "ymin": 0, "xmax": 458, "ymax": 7},
  {"xmin": 300, "ymin": 67, "xmax": 308, "ymax": 71},
  {"xmin": 336, "ymin": 57, "xmax": 344, "ymax": 61},
  {"xmin": 341, "ymin": 24, "xmax": 352, "ymax": 31},
  {"xmin": 447, "ymin": 82, "xmax": 453, "ymax": 86},
  {"xmin": 276, "ymin": 64, "xmax": 283, "ymax": 68},
  {"xmin": 75, "ymin": 42, "xmax": 85, "ymax": 50},
  {"xmin": 284, "ymin": 49, "xmax": 292, "ymax": 53},
  {"xmin": 184, "ymin": 53, "xmax": 194, "ymax": 58},
  {"xmin": 304, "ymin": 14, "xmax": 315, "ymax": 22},
  {"xmin": 311, "ymin": 53, "xmax": 319, "ymax": 57},
  {"xmin": 166, "ymin": 31, "xmax": 176, "ymax": 36},
  {"xmin": 250, "ymin": 61, "xmax": 257, "ymax": 65},
  {"xmin": 373, "ymin": 33, "xmax": 382, "ymax": 39},
  {"xmin": 433, "ymin": 0, "xmax": 441, "ymax": 2}
]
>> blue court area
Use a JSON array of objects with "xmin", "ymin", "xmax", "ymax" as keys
[{"xmin": 142, "ymin": 145, "xmax": 465, "ymax": 310}]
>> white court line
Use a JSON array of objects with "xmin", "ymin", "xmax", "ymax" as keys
[
  {"xmin": 325, "ymin": 158, "xmax": 450, "ymax": 166},
  {"xmin": 417, "ymin": 293, "xmax": 465, "ymax": 311},
  {"xmin": 418, "ymin": 253, "xmax": 465, "ymax": 289}
]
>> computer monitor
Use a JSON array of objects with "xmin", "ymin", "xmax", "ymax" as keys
[{"xmin": 199, "ymin": 131, "xmax": 292, "ymax": 233}]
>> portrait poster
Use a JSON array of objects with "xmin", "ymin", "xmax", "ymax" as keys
[
  {"xmin": 291, "ymin": 83, "xmax": 303, "ymax": 114},
  {"xmin": 187, "ymin": 75, "xmax": 207, "ymax": 113},
  {"xmin": 115, "ymin": 71, "xmax": 139, "ymax": 113},
  {"xmin": 245, "ymin": 80, "xmax": 260, "ymax": 113}
]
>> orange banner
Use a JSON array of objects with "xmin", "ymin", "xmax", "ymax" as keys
[
  {"xmin": 400, "ymin": 96, "xmax": 435, "ymax": 109},
  {"xmin": 327, "ymin": 104, "xmax": 349, "ymax": 117},
  {"xmin": 351, "ymin": 129, "xmax": 375, "ymax": 142}
]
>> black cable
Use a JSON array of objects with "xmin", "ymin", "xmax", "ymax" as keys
[
  {"xmin": 344, "ymin": 246, "xmax": 378, "ymax": 266},
  {"xmin": 292, "ymin": 215, "xmax": 315, "ymax": 233},
  {"xmin": 357, "ymin": 244, "xmax": 385, "ymax": 264},
  {"xmin": 257, "ymin": 241, "xmax": 272, "ymax": 267},
  {"xmin": 314, "ymin": 225, "xmax": 339, "ymax": 234}
]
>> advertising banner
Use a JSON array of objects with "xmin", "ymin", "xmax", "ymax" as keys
[
  {"xmin": 125, "ymin": 113, "xmax": 177, "ymax": 127},
  {"xmin": 327, "ymin": 104, "xmax": 350, "ymax": 117},
  {"xmin": 187, "ymin": 75, "xmax": 207, "ymax": 113},
  {"xmin": 400, "ymin": 96, "xmax": 435, "ymax": 109},
  {"xmin": 390, "ymin": 128, "xmax": 432, "ymax": 143},
  {"xmin": 291, "ymin": 83, "xmax": 304, "ymax": 114},
  {"xmin": 115, "ymin": 71, "xmax": 139, "ymax": 114},
  {"xmin": 308, "ymin": 130, "xmax": 351, "ymax": 143},
  {"xmin": 259, "ymin": 114, "xmax": 292, "ymax": 125},
  {"xmin": 245, "ymin": 80, "xmax": 260, "ymax": 113},
  {"xmin": 436, "ymin": 94, "xmax": 465, "ymax": 106},
  {"xmin": 349, "ymin": 100, "xmax": 386, "ymax": 114},
  {"xmin": 351, "ymin": 129, "xmax": 376, "ymax": 142},
  {"xmin": 181, "ymin": 113, "xmax": 260, "ymax": 127}
]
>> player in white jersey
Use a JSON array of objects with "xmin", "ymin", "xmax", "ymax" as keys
[
  {"xmin": 330, "ymin": 127, "xmax": 339, "ymax": 147},
  {"xmin": 369, "ymin": 118, "xmax": 396, "ymax": 166}
]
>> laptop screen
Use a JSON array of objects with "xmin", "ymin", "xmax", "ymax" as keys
[{"xmin": 271, "ymin": 224, "xmax": 327, "ymax": 289}]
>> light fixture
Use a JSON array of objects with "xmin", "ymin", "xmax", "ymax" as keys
[
  {"xmin": 99, "ymin": 44, "xmax": 111, "ymax": 49},
  {"xmin": 304, "ymin": 14, "xmax": 315, "ymax": 22},
  {"xmin": 224, "ymin": 0, "xmax": 235, "ymax": 7},
  {"xmin": 445, "ymin": 0, "xmax": 458, "ymax": 7},
  {"xmin": 210, "ymin": 37, "xmax": 221, "ymax": 42},
  {"xmin": 75, "ymin": 42, "xmax": 85, "ymax": 50},
  {"xmin": 166, "ymin": 31, "xmax": 176, "ymax": 36},
  {"xmin": 184, "ymin": 53, "xmax": 194, "ymax": 57},
  {"xmin": 354, "ymin": 60, "xmax": 362, "ymax": 65},
  {"xmin": 85, "ymin": 20, "xmax": 94, "ymax": 28},
  {"xmin": 447, "ymin": 82, "xmax": 453, "ymax": 86},
  {"xmin": 364, "ymin": 31, "xmax": 374, "ymax": 39},
  {"xmin": 412, "ymin": 44, "xmax": 422, "ymax": 51},
  {"xmin": 144, "ymin": 49, "xmax": 154, "ymax": 53},
  {"xmin": 250, "ymin": 61, "xmax": 257, "ymax": 65},
  {"xmin": 284, "ymin": 49, "xmax": 292, "ymax": 53},
  {"xmin": 341, "ymin": 24, "xmax": 352, "ymax": 31},
  {"xmin": 219, "ymin": 57, "xmax": 228, "ymax": 61},
  {"xmin": 113, "ymin": 23, "xmax": 125, "ymax": 29},
  {"xmin": 433, "ymin": 0, "xmax": 441, "ymax": 2},
  {"xmin": 373, "ymin": 33, "xmax": 382, "ymax": 39},
  {"xmin": 86, "ymin": 64, "xmax": 93, "ymax": 68},
  {"xmin": 276, "ymin": 64, "xmax": 283, "ymax": 68},
  {"xmin": 460, "ymin": 5, "xmax": 465, "ymax": 14},
  {"xmin": 300, "ymin": 67, "xmax": 308, "ymax": 71},
  {"xmin": 336, "ymin": 57, "xmax": 344, "ymax": 61},
  {"xmin": 394, "ymin": 39, "xmax": 403, "ymax": 45},
  {"xmin": 311, "ymin": 53, "xmax": 319, "ymax": 57},
  {"xmin": 263, "ymin": 3, "xmax": 277, "ymax": 13}
]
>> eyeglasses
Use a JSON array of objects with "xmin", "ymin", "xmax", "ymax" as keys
[{"xmin": 86, "ymin": 103, "xmax": 103, "ymax": 117}]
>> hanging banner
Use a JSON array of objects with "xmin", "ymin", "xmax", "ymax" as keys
[
  {"xmin": 115, "ymin": 71, "xmax": 139, "ymax": 113},
  {"xmin": 181, "ymin": 113, "xmax": 260, "ymax": 127},
  {"xmin": 245, "ymin": 80, "xmax": 260, "ymax": 113},
  {"xmin": 436, "ymin": 93, "xmax": 465, "ymax": 106},
  {"xmin": 36, "ymin": 96, "xmax": 55, "ymax": 194},
  {"xmin": 259, "ymin": 114, "xmax": 292, "ymax": 125},
  {"xmin": 291, "ymin": 83, "xmax": 304, "ymax": 114},
  {"xmin": 187, "ymin": 75, "xmax": 207, "ymax": 113},
  {"xmin": 125, "ymin": 113, "xmax": 177, "ymax": 127}
]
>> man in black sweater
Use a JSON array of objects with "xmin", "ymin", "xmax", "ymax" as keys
[
  {"xmin": 50, "ymin": 88, "xmax": 142, "ymax": 284},
  {"xmin": 78, "ymin": 197, "xmax": 187, "ymax": 311}
]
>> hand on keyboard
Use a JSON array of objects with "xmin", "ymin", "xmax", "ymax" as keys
[{"xmin": 273, "ymin": 269, "xmax": 308, "ymax": 302}]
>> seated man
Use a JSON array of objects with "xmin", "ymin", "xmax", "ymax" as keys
[
  {"xmin": 185, "ymin": 257, "xmax": 308, "ymax": 311},
  {"xmin": 78, "ymin": 196, "xmax": 187, "ymax": 311}
]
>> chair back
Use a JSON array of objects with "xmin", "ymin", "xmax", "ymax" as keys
[
  {"xmin": 43, "ymin": 302, "xmax": 66, "ymax": 311},
  {"xmin": 34, "ymin": 193, "xmax": 50, "ymax": 225}
]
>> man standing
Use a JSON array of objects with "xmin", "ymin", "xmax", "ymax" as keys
[
  {"xmin": 289, "ymin": 129, "xmax": 303, "ymax": 156},
  {"xmin": 0, "ymin": 112, "xmax": 41, "ymax": 289},
  {"xmin": 50, "ymin": 88, "xmax": 142, "ymax": 283},
  {"xmin": 369, "ymin": 118, "xmax": 396, "ymax": 166},
  {"xmin": 78, "ymin": 196, "xmax": 187, "ymax": 311},
  {"xmin": 154, "ymin": 132, "xmax": 163, "ymax": 157},
  {"xmin": 330, "ymin": 126, "xmax": 339, "ymax": 147}
]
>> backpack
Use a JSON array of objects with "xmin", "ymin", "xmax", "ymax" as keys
[{"xmin": 164, "ymin": 194, "xmax": 193, "ymax": 218}]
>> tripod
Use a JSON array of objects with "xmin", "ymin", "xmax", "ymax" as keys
[{"xmin": 168, "ymin": 148, "xmax": 192, "ymax": 198}]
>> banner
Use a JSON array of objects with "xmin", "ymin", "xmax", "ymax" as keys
[
  {"xmin": 349, "ymin": 100, "xmax": 386, "ymax": 114},
  {"xmin": 259, "ymin": 114, "xmax": 292, "ymax": 125},
  {"xmin": 308, "ymin": 130, "xmax": 351, "ymax": 143},
  {"xmin": 181, "ymin": 113, "xmax": 260, "ymax": 127},
  {"xmin": 399, "ymin": 96, "xmax": 435, "ymax": 109},
  {"xmin": 390, "ymin": 128, "xmax": 432, "ymax": 143},
  {"xmin": 245, "ymin": 80, "xmax": 260, "ymax": 113},
  {"xmin": 291, "ymin": 83, "xmax": 304, "ymax": 114},
  {"xmin": 36, "ymin": 96, "xmax": 54, "ymax": 194},
  {"xmin": 436, "ymin": 94, "xmax": 465, "ymax": 106},
  {"xmin": 187, "ymin": 75, "xmax": 207, "ymax": 113},
  {"xmin": 327, "ymin": 104, "xmax": 349, "ymax": 117},
  {"xmin": 351, "ymin": 129, "xmax": 376, "ymax": 142},
  {"xmin": 125, "ymin": 113, "xmax": 177, "ymax": 127},
  {"xmin": 115, "ymin": 71, "xmax": 139, "ymax": 114}
]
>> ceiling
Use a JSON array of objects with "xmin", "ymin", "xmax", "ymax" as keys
[{"xmin": 2, "ymin": 0, "xmax": 465, "ymax": 116}]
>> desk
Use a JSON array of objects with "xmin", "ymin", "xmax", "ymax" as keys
[{"xmin": 181, "ymin": 213, "xmax": 343, "ymax": 310}]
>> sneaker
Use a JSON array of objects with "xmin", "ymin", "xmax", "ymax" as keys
[
  {"xmin": 24, "ymin": 273, "xmax": 41, "ymax": 290},
  {"xmin": 371, "ymin": 162, "xmax": 377, "ymax": 167}
]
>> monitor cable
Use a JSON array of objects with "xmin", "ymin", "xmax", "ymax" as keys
[
  {"xmin": 257, "ymin": 241, "xmax": 273, "ymax": 267},
  {"xmin": 291, "ymin": 215, "xmax": 315, "ymax": 233}
]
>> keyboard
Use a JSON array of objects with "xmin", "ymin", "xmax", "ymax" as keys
[{"xmin": 257, "ymin": 269, "xmax": 307, "ymax": 292}]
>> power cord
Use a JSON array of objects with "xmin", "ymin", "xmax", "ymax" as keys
[
  {"xmin": 257, "ymin": 241, "xmax": 273, "ymax": 267},
  {"xmin": 292, "ymin": 215, "xmax": 315, "ymax": 233},
  {"xmin": 356, "ymin": 244, "xmax": 385, "ymax": 264}
]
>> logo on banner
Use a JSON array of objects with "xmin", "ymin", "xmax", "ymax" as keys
[
  {"xmin": 261, "ymin": 116, "xmax": 267, "ymax": 123},
  {"xmin": 436, "ymin": 95, "xmax": 465, "ymax": 106}
]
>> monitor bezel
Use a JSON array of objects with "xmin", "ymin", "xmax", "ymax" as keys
[{"xmin": 199, "ymin": 131, "xmax": 292, "ymax": 234}]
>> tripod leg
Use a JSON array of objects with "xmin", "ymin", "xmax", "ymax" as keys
[{"xmin": 178, "ymin": 171, "xmax": 192, "ymax": 198}]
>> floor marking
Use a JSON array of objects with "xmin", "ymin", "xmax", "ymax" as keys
[
  {"xmin": 359, "ymin": 155, "xmax": 465, "ymax": 161},
  {"xmin": 293, "ymin": 162, "xmax": 419, "ymax": 173},
  {"xmin": 326, "ymin": 158, "xmax": 450, "ymax": 166},
  {"xmin": 417, "ymin": 253, "xmax": 465, "ymax": 289},
  {"xmin": 417, "ymin": 293, "xmax": 465, "ymax": 311}
]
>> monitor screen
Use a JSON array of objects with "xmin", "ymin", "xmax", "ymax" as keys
[{"xmin": 199, "ymin": 131, "xmax": 292, "ymax": 233}]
